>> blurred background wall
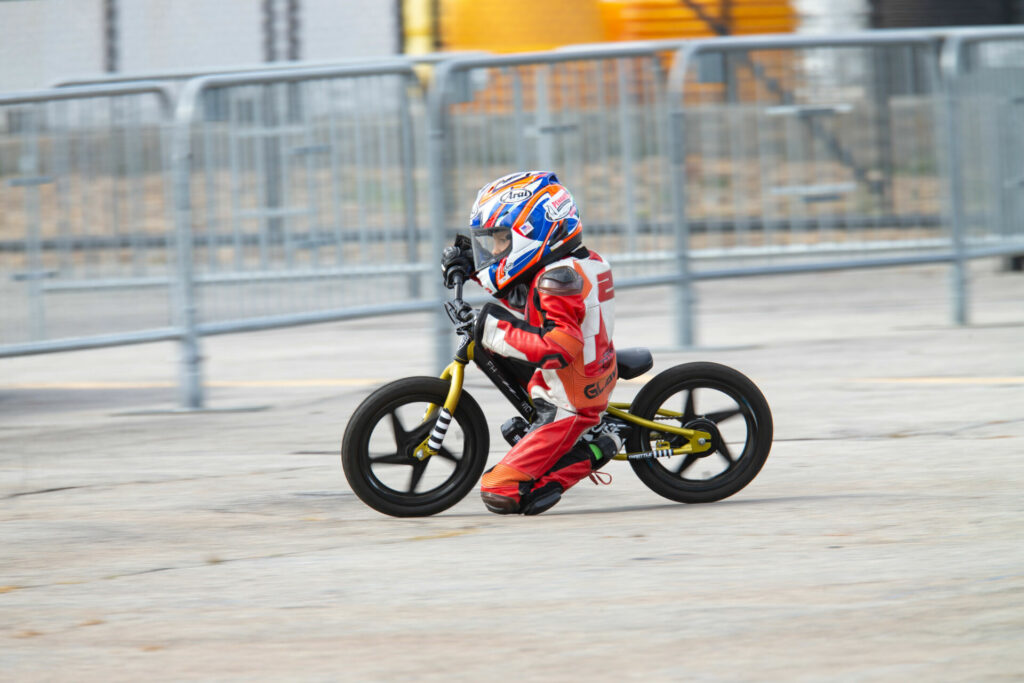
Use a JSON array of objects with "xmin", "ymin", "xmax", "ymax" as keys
[
  {"xmin": 0, "ymin": 0, "xmax": 399, "ymax": 91},
  {"xmin": 3, "ymin": 0, "xmax": 1021, "ymax": 93}
]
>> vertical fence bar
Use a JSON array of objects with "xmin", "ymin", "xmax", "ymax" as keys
[
  {"xmin": 21, "ymin": 105, "xmax": 47, "ymax": 341},
  {"xmin": 940, "ymin": 38, "xmax": 970, "ymax": 326},
  {"xmin": 616, "ymin": 59, "xmax": 639, "ymax": 253},
  {"xmin": 428, "ymin": 62, "xmax": 454, "ymax": 371},
  {"xmin": 398, "ymin": 77, "xmax": 420, "ymax": 297},
  {"xmin": 172, "ymin": 82, "xmax": 205, "ymax": 408},
  {"xmin": 668, "ymin": 44, "xmax": 697, "ymax": 348}
]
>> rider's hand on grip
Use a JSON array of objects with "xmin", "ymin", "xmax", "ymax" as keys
[{"xmin": 441, "ymin": 236, "xmax": 474, "ymax": 290}]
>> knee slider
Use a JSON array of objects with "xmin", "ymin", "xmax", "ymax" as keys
[{"xmin": 481, "ymin": 491, "xmax": 520, "ymax": 515}]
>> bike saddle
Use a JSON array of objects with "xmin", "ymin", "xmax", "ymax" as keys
[{"xmin": 616, "ymin": 347, "xmax": 653, "ymax": 380}]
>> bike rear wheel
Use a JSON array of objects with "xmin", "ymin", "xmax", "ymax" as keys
[
  {"xmin": 341, "ymin": 377, "xmax": 490, "ymax": 517},
  {"xmin": 626, "ymin": 362, "xmax": 772, "ymax": 504}
]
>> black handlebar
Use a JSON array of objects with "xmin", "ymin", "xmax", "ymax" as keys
[
  {"xmin": 444, "ymin": 272, "xmax": 476, "ymax": 335},
  {"xmin": 451, "ymin": 271, "xmax": 465, "ymax": 300}
]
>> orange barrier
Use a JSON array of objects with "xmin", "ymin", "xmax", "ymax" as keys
[{"xmin": 438, "ymin": 0, "xmax": 797, "ymax": 53}]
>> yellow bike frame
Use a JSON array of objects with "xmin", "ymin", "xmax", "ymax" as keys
[
  {"xmin": 414, "ymin": 341, "xmax": 712, "ymax": 461},
  {"xmin": 604, "ymin": 403, "xmax": 712, "ymax": 460}
]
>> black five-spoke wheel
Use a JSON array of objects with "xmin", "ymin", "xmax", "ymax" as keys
[
  {"xmin": 626, "ymin": 362, "xmax": 773, "ymax": 504},
  {"xmin": 341, "ymin": 377, "xmax": 489, "ymax": 517}
]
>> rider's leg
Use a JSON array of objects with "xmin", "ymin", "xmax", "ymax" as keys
[
  {"xmin": 518, "ymin": 431, "xmax": 621, "ymax": 515},
  {"xmin": 479, "ymin": 404, "xmax": 598, "ymax": 514}
]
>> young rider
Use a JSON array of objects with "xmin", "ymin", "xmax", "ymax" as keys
[{"xmin": 441, "ymin": 171, "xmax": 626, "ymax": 515}]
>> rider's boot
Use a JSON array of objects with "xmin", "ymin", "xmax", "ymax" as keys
[
  {"xmin": 587, "ymin": 433, "xmax": 621, "ymax": 471},
  {"xmin": 500, "ymin": 415, "xmax": 531, "ymax": 447},
  {"xmin": 584, "ymin": 415, "xmax": 632, "ymax": 451}
]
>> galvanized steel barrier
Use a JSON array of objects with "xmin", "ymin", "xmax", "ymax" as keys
[
  {"xmin": 171, "ymin": 60, "xmax": 430, "ymax": 407},
  {"xmin": 52, "ymin": 52, "xmax": 482, "ymax": 88},
  {"xmin": 3, "ymin": 29, "xmax": 1024, "ymax": 408},
  {"xmin": 665, "ymin": 32, "xmax": 955, "ymax": 343},
  {"xmin": 0, "ymin": 82, "xmax": 177, "ymax": 354},
  {"xmin": 941, "ymin": 28, "xmax": 1024, "ymax": 255}
]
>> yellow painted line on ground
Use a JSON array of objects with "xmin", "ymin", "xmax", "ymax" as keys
[
  {"xmin": 11, "ymin": 375, "xmax": 1017, "ymax": 390},
  {"xmin": 855, "ymin": 377, "xmax": 1024, "ymax": 385},
  {"xmin": 208, "ymin": 379, "xmax": 387, "ymax": 388},
  {"xmin": 5, "ymin": 374, "xmax": 657, "ymax": 391},
  {"xmin": 1, "ymin": 378, "xmax": 387, "ymax": 390},
  {"xmin": 2, "ymin": 381, "xmax": 176, "ymax": 390},
  {"xmin": 407, "ymin": 528, "xmax": 479, "ymax": 541}
]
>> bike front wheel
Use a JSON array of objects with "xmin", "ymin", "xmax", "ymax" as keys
[
  {"xmin": 626, "ymin": 362, "xmax": 773, "ymax": 504},
  {"xmin": 341, "ymin": 377, "xmax": 490, "ymax": 517}
]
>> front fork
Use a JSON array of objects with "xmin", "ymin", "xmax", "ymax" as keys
[{"xmin": 412, "ymin": 338, "xmax": 473, "ymax": 461}]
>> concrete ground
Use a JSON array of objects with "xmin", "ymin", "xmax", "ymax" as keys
[{"xmin": 2, "ymin": 261, "xmax": 1023, "ymax": 681}]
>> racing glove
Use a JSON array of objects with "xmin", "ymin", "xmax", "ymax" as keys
[{"xmin": 441, "ymin": 234, "xmax": 474, "ymax": 289}]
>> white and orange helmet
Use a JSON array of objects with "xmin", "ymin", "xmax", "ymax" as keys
[{"xmin": 468, "ymin": 171, "xmax": 582, "ymax": 297}]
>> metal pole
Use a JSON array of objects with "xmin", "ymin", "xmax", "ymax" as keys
[
  {"xmin": 616, "ymin": 59, "xmax": 639, "ymax": 253},
  {"xmin": 103, "ymin": 0, "xmax": 118, "ymax": 73},
  {"xmin": 172, "ymin": 90, "xmax": 205, "ymax": 409},
  {"xmin": 667, "ymin": 46, "xmax": 696, "ymax": 348},
  {"xmin": 941, "ymin": 38, "xmax": 970, "ymax": 326},
  {"xmin": 263, "ymin": 0, "xmax": 277, "ymax": 62},
  {"xmin": 287, "ymin": 0, "xmax": 301, "ymax": 61},
  {"xmin": 536, "ymin": 66, "xmax": 553, "ymax": 171},
  {"xmin": 21, "ymin": 106, "xmax": 47, "ymax": 341},
  {"xmin": 428, "ymin": 63, "xmax": 455, "ymax": 371},
  {"xmin": 398, "ymin": 77, "xmax": 420, "ymax": 298}
]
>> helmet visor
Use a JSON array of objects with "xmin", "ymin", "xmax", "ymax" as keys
[{"xmin": 470, "ymin": 227, "xmax": 512, "ymax": 272}]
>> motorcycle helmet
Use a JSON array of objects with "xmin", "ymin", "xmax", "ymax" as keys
[{"xmin": 468, "ymin": 171, "xmax": 582, "ymax": 298}]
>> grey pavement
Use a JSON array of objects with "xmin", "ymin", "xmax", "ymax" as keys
[{"xmin": 2, "ymin": 260, "xmax": 1023, "ymax": 681}]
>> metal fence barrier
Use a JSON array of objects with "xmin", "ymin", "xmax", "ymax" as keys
[
  {"xmin": 942, "ymin": 28, "xmax": 1024, "ymax": 253},
  {"xmin": 0, "ymin": 82, "xmax": 177, "ymax": 354},
  {"xmin": 3, "ymin": 29, "xmax": 1024, "ymax": 408},
  {"xmin": 51, "ymin": 52, "xmax": 485, "ymax": 94},
  {"xmin": 427, "ymin": 33, "xmax": 961, "ymax": 351},
  {"xmin": 666, "ymin": 32, "xmax": 954, "ymax": 344},
  {"xmin": 171, "ymin": 60, "xmax": 431, "ymax": 407}
]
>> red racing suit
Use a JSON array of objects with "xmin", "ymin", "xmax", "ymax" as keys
[{"xmin": 474, "ymin": 248, "xmax": 617, "ymax": 502}]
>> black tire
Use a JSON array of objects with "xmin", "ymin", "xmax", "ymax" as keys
[
  {"xmin": 626, "ymin": 362, "xmax": 773, "ymax": 504},
  {"xmin": 341, "ymin": 377, "xmax": 490, "ymax": 517}
]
